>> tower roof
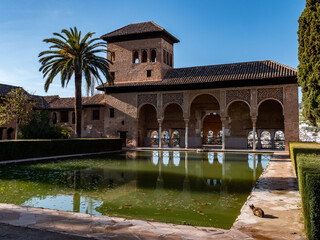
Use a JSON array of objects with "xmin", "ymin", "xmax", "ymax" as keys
[{"xmin": 101, "ymin": 21, "xmax": 180, "ymax": 44}]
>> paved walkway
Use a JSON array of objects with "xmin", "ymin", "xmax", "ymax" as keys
[
  {"xmin": 0, "ymin": 153, "xmax": 305, "ymax": 239},
  {"xmin": 233, "ymin": 152, "xmax": 305, "ymax": 240}
]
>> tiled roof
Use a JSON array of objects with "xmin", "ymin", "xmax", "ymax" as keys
[
  {"xmin": 101, "ymin": 21, "xmax": 179, "ymax": 43},
  {"xmin": 0, "ymin": 83, "xmax": 29, "ymax": 96},
  {"xmin": 97, "ymin": 60, "xmax": 297, "ymax": 90},
  {"xmin": 35, "ymin": 94, "xmax": 105, "ymax": 110}
]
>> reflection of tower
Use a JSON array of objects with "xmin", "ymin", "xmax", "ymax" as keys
[
  {"xmin": 156, "ymin": 151, "xmax": 164, "ymax": 189},
  {"xmin": 183, "ymin": 152, "xmax": 190, "ymax": 193}
]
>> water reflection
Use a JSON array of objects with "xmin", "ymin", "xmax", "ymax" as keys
[{"xmin": 0, "ymin": 151, "xmax": 271, "ymax": 229}]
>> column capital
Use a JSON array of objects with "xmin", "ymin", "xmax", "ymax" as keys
[
  {"xmin": 184, "ymin": 119, "xmax": 189, "ymax": 124},
  {"xmin": 157, "ymin": 119, "xmax": 163, "ymax": 124}
]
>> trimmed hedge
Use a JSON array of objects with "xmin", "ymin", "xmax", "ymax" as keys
[
  {"xmin": 0, "ymin": 138, "xmax": 122, "ymax": 161},
  {"xmin": 289, "ymin": 142, "xmax": 320, "ymax": 173},
  {"xmin": 289, "ymin": 142, "xmax": 320, "ymax": 240}
]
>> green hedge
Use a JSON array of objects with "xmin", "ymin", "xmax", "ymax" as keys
[
  {"xmin": 289, "ymin": 142, "xmax": 320, "ymax": 240},
  {"xmin": 289, "ymin": 142, "xmax": 320, "ymax": 173},
  {"xmin": 0, "ymin": 138, "xmax": 122, "ymax": 161}
]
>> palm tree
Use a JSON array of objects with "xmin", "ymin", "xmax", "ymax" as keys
[{"xmin": 39, "ymin": 27, "xmax": 112, "ymax": 138}]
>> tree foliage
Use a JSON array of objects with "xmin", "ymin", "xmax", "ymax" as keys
[
  {"xmin": 298, "ymin": 0, "xmax": 320, "ymax": 126},
  {"xmin": 0, "ymin": 88, "xmax": 33, "ymax": 139},
  {"xmin": 38, "ymin": 27, "xmax": 113, "ymax": 137},
  {"xmin": 19, "ymin": 111, "xmax": 70, "ymax": 139}
]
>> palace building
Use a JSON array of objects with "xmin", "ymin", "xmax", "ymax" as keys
[
  {"xmin": 1, "ymin": 21, "xmax": 298, "ymax": 150},
  {"xmin": 96, "ymin": 21, "xmax": 299, "ymax": 150}
]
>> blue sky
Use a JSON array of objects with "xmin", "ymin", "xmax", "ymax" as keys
[{"xmin": 0, "ymin": 0, "xmax": 305, "ymax": 99}]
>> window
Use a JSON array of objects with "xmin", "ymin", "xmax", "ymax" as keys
[
  {"xmin": 72, "ymin": 112, "xmax": 75, "ymax": 124},
  {"xmin": 151, "ymin": 49, "xmax": 156, "ymax": 62},
  {"xmin": 163, "ymin": 50, "xmax": 166, "ymax": 64},
  {"xmin": 133, "ymin": 51, "xmax": 139, "ymax": 63},
  {"xmin": 147, "ymin": 70, "xmax": 152, "ymax": 77},
  {"xmin": 110, "ymin": 108, "xmax": 115, "ymax": 118},
  {"xmin": 110, "ymin": 52, "xmax": 115, "ymax": 61},
  {"xmin": 142, "ymin": 50, "xmax": 147, "ymax": 63},
  {"xmin": 167, "ymin": 52, "xmax": 170, "ymax": 66},
  {"xmin": 110, "ymin": 72, "xmax": 115, "ymax": 81},
  {"xmin": 92, "ymin": 110, "xmax": 100, "ymax": 120},
  {"xmin": 169, "ymin": 53, "xmax": 173, "ymax": 67},
  {"xmin": 52, "ymin": 112, "xmax": 57, "ymax": 124},
  {"xmin": 60, "ymin": 111, "xmax": 69, "ymax": 123}
]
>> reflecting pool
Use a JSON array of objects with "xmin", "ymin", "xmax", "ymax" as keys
[{"xmin": 0, "ymin": 151, "xmax": 270, "ymax": 229}]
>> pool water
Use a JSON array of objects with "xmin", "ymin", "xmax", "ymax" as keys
[{"xmin": 0, "ymin": 151, "xmax": 270, "ymax": 229}]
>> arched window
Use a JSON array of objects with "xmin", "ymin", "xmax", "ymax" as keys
[
  {"xmin": 166, "ymin": 52, "xmax": 170, "ymax": 65},
  {"xmin": 162, "ymin": 131, "xmax": 170, "ymax": 147},
  {"xmin": 169, "ymin": 53, "xmax": 173, "ymax": 67},
  {"xmin": 52, "ymin": 112, "xmax": 57, "ymax": 124},
  {"xmin": 151, "ymin": 49, "xmax": 156, "ymax": 62},
  {"xmin": 72, "ymin": 112, "xmax": 75, "ymax": 124},
  {"xmin": 151, "ymin": 131, "xmax": 159, "ymax": 147},
  {"xmin": 207, "ymin": 130, "xmax": 214, "ymax": 144},
  {"xmin": 132, "ymin": 51, "xmax": 139, "ymax": 63},
  {"xmin": 142, "ymin": 50, "xmax": 147, "ymax": 63},
  {"xmin": 163, "ymin": 50, "xmax": 167, "ymax": 64},
  {"xmin": 171, "ymin": 130, "xmax": 180, "ymax": 147},
  {"xmin": 274, "ymin": 130, "xmax": 285, "ymax": 149},
  {"xmin": 261, "ymin": 131, "xmax": 272, "ymax": 149},
  {"xmin": 216, "ymin": 130, "xmax": 223, "ymax": 145}
]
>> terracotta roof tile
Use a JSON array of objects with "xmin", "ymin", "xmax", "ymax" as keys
[{"xmin": 97, "ymin": 60, "xmax": 297, "ymax": 90}]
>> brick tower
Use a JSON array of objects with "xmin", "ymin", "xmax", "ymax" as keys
[{"xmin": 100, "ymin": 21, "xmax": 180, "ymax": 84}]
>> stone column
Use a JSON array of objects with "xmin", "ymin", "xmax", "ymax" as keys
[
  {"xmin": 221, "ymin": 117, "xmax": 227, "ymax": 150},
  {"xmin": 158, "ymin": 119, "xmax": 163, "ymax": 148},
  {"xmin": 252, "ymin": 117, "xmax": 257, "ymax": 151},
  {"xmin": 184, "ymin": 119, "xmax": 189, "ymax": 149}
]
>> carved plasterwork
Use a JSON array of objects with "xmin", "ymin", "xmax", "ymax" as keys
[
  {"xmin": 226, "ymin": 89, "xmax": 251, "ymax": 106},
  {"xmin": 137, "ymin": 94, "xmax": 157, "ymax": 108},
  {"xmin": 162, "ymin": 93, "xmax": 183, "ymax": 107},
  {"xmin": 257, "ymin": 87, "xmax": 283, "ymax": 105}
]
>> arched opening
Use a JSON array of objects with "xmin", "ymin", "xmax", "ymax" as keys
[
  {"xmin": 152, "ymin": 151, "xmax": 159, "ymax": 165},
  {"xmin": 274, "ymin": 130, "xmax": 285, "ymax": 149},
  {"xmin": 202, "ymin": 113, "xmax": 222, "ymax": 145},
  {"xmin": 189, "ymin": 94, "xmax": 220, "ymax": 148},
  {"xmin": 52, "ymin": 112, "xmax": 57, "ymax": 124},
  {"xmin": 132, "ymin": 51, "xmax": 139, "ymax": 63},
  {"xmin": 257, "ymin": 100, "xmax": 284, "ymax": 149},
  {"xmin": 142, "ymin": 50, "xmax": 147, "ymax": 63},
  {"xmin": 138, "ymin": 104, "xmax": 158, "ymax": 147},
  {"xmin": 173, "ymin": 151, "xmax": 180, "ymax": 166},
  {"xmin": 248, "ymin": 131, "xmax": 258, "ymax": 148},
  {"xmin": 226, "ymin": 101, "xmax": 251, "ymax": 149},
  {"xmin": 151, "ymin": 49, "xmax": 156, "ymax": 62},
  {"xmin": 171, "ymin": 130, "xmax": 181, "ymax": 147},
  {"xmin": 260, "ymin": 131, "xmax": 272, "ymax": 149},
  {"xmin": 162, "ymin": 103, "xmax": 185, "ymax": 147},
  {"xmin": 151, "ymin": 131, "xmax": 159, "ymax": 147}
]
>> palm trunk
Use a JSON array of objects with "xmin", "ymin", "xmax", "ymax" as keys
[{"xmin": 75, "ymin": 73, "xmax": 82, "ymax": 138}]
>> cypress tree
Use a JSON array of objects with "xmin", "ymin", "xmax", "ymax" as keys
[{"xmin": 298, "ymin": 0, "xmax": 320, "ymax": 126}]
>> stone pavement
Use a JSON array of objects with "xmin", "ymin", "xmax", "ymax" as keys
[
  {"xmin": 233, "ymin": 152, "xmax": 306, "ymax": 240},
  {"xmin": 0, "ymin": 152, "xmax": 306, "ymax": 239}
]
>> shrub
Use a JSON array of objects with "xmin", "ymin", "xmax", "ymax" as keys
[
  {"xmin": 290, "ymin": 142, "xmax": 320, "ymax": 240},
  {"xmin": 0, "ymin": 138, "xmax": 122, "ymax": 161},
  {"xmin": 19, "ymin": 111, "xmax": 70, "ymax": 139}
]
